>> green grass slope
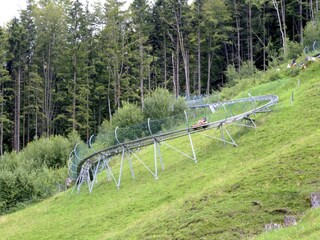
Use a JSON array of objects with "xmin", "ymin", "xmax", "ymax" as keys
[
  {"xmin": 0, "ymin": 63, "xmax": 320, "ymax": 239},
  {"xmin": 257, "ymin": 208, "xmax": 320, "ymax": 240}
]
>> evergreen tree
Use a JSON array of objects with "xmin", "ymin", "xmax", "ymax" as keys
[
  {"xmin": 20, "ymin": 0, "xmax": 38, "ymax": 146},
  {"xmin": 33, "ymin": 0, "xmax": 68, "ymax": 136},
  {"xmin": 0, "ymin": 27, "xmax": 11, "ymax": 154},
  {"xmin": 129, "ymin": 0, "xmax": 153, "ymax": 108},
  {"xmin": 7, "ymin": 18, "xmax": 28, "ymax": 152},
  {"xmin": 99, "ymin": 0, "xmax": 129, "ymax": 110}
]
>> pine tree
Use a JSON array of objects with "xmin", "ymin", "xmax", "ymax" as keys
[
  {"xmin": 7, "ymin": 18, "xmax": 28, "ymax": 152},
  {"xmin": 130, "ymin": 0, "xmax": 153, "ymax": 108},
  {"xmin": 33, "ymin": 0, "xmax": 68, "ymax": 136},
  {"xmin": 0, "ymin": 27, "xmax": 11, "ymax": 154}
]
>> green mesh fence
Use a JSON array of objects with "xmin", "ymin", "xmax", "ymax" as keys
[
  {"xmin": 116, "ymin": 122, "xmax": 151, "ymax": 144},
  {"xmin": 304, "ymin": 40, "xmax": 320, "ymax": 56},
  {"xmin": 69, "ymin": 142, "xmax": 96, "ymax": 179}
]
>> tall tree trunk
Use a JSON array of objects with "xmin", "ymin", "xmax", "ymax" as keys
[
  {"xmin": 272, "ymin": 0, "xmax": 287, "ymax": 56},
  {"xmin": 108, "ymin": 71, "xmax": 112, "ymax": 121},
  {"xmin": 176, "ymin": 38, "xmax": 180, "ymax": 97},
  {"xmin": 115, "ymin": 72, "xmax": 120, "ymax": 109},
  {"xmin": 207, "ymin": 52, "xmax": 211, "ymax": 95},
  {"xmin": 14, "ymin": 67, "xmax": 21, "ymax": 152},
  {"xmin": 44, "ymin": 42, "xmax": 52, "ymax": 136},
  {"xmin": 148, "ymin": 58, "xmax": 151, "ymax": 90},
  {"xmin": 207, "ymin": 36, "xmax": 212, "ymax": 95},
  {"xmin": 86, "ymin": 74, "xmax": 90, "ymax": 140},
  {"xmin": 174, "ymin": 8, "xmax": 190, "ymax": 99},
  {"xmin": 35, "ymin": 90, "xmax": 38, "ymax": 139},
  {"xmin": 234, "ymin": 0, "xmax": 241, "ymax": 70},
  {"xmin": 184, "ymin": 50, "xmax": 190, "ymax": 98},
  {"xmin": 300, "ymin": 0, "xmax": 304, "ymax": 44},
  {"xmin": 72, "ymin": 57, "xmax": 77, "ymax": 130},
  {"xmin": 172, "ymin": 52, "xmax": 177, "ymax": 97},
  {"xmin": 197, "ymin": 16, "xmax": 201, "ymax": 95},
  {"xmin": 248, "ymin": 2, "xmax": 253, "ymax": 63},
  {"xmin": 139, "ymin": 39, "xmax": 144, "ymax": 109},
  {"xmin": 224, "ymin": 42, "xmax": 229, "ymax": 66},
  {"xmin": 0, "ymin": 88, "xmax": 3, "ymax": 155},
  {"xmin": 164, "ymin": 35, "xmax": 167, "ymax": 89},
  {"xmin": 281, "ymin": 0, "xmax": 287, "ymax": 41},
  {"xmin": 263, "ymin": 4, "xmax": 266, "ymax": 71},
  {"xmin": 310, "ymin": 0, "xmax": 315, "ymax": 22}
]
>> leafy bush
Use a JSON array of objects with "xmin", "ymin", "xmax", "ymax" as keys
[
  {"xmin": 20, "ymin": 135, "xmax": 73, "ymax": 168},
  {"xmin": 285, "ymin": 39, "xmax": 303, "ymax": 60},
  {"xmin": 111, "ymin": 101, "xmax": 144, "ymax": 128},
  {"xmin": 225, "ymin": 61, "xmax": 257, "ymax": 87},
  {"xmin": 225, "ymin": 64, "xmax": 239, "ymax": 86},
  {"xmin": 144, "ymin": 88, "xmax": 187, "ymax": 120},
  {"xmin": 303, "ymin": 14, "xmax": 320, "ymax": 47},
  {"xmin": 0, "ymin": 135, "xmax": 73, "ymax": 214},
  {"xmin": 98, "ymin": 102, "xmax": 144, "ymax": 144},
  {"xmin": 239, "ymin": 61, "xmax": 257, "ymax": 79},
  {"xmin": 266, "ymin": 69, "xmax": 282, "ymax": 82}
]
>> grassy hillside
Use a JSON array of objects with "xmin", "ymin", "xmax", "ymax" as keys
[
  {"xmin": 257, "ymin": 208, "xmax": 320, "ymax": 240},
  {"xmin": 0, "ymin": 63, "xmax": 320, "ymax": 239}
]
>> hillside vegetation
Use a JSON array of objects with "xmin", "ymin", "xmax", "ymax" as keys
[{"xmin": 0, "ymin": 62, "xmax": 320, "ymax": 239}]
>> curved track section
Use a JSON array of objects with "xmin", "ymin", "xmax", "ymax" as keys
[{"xmin": 68, "ymin": 94, "xmax": 278, "ymax": 193}]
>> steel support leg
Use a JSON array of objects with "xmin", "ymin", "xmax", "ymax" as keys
[
  {"xmin": 188, "ymin": 132, "xmax": 197, "ymax": 163},
  {"xmin": 154, "ymin": 140, "xmax": 158, "ymax": 179},
  {"xmin": 89, "ymin": 158, "xmax": 101, "ymax": 193},
  {"xmin": 117, "ymin": 148, "xmax": 125, "ymax": 189}
]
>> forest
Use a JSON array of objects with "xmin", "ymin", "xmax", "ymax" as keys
[{"xmin": 0, "ymin": 0, "xmax": 320, "ymax": 154}]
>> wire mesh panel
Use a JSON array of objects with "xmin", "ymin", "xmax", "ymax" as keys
[
  {"xmin": 116, "ymin": 121, "xmax": 151, "ymax": 144},
  {"xmin": 149, "ymin": 112, "xmax": 187, "ymax": 137},
  {"xmin": 68, "ymin": 142, "xmax": 96, "ymax": 180},
  {"xmin": 94, "ymin": 130, "xmax": 118, "ymax": 150},
  {"xmin": 304, "ymin": 40, "xmax": 320, "ymax": 56}
]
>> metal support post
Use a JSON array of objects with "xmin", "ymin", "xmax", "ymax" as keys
[
  {"xmin": 154, "ymin": 140, "xmax": 158, "ymax": 179},
  {"xmin": 197, "ymin": 125, "xmax": 237, "ymax": 147},
  {"xmin": 184, "ymin": 110, "xmax": 197, "ymax": 163},
  {"xmin": 117, "ymin": 147, "xmax": 125, "ymax": 189},
  {"xmin": 161, "ymin": 141, "xmax": 197, "ymax": 162},
  {"xmin": 188, "ymin": 132, "xmax": 197, "ymax": 163},
  {"xmin": 89, "ymin": 158, "xmax": 101, "ymax": 193},
  {"xmin": 222, "ymin": 125, "xmax": 238, "ymax": 147}
]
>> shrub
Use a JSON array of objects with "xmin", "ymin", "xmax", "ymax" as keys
[
  {"xmin": 0, "ymin": 135, "xmax": 73, "ymax": 214},
  {"xmin": 98, "ymin": 102, "xmax": 144, "ymax": 144},
  {"xmin": 267, "ymin": 69, "xmax": 282, "ymax": 82},
  {"xmin": 239, "ymin": 61, "xmax": 257, "ymax": 79},
  {"xmin": 144, "ymin": 88, "xmax": 187, "ymax": 120},
  {"xmin": 111, "ymin": 101, "xmax": 144, "ymax": 128},
  {"xmin": 225, "ymin": 64, "xmax": 239, "ymax": 86},
  {"xmin": 303, "ymin": 14, "xmax": 320, "ymax": 48},
  {"xmin": 285, "ymin": 39, "xmax": 303, "ymax": 61},
  {"xmin": 21, "ymin": 135, "xmax": 72, "ymax": 168}
]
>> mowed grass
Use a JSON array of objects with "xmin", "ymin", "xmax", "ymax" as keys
[{"xmin": 0, "ymin": 63, "xmax": 320, "ymax": 239}]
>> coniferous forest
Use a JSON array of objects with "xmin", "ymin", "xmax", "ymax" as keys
[{"xmin": 0, "ymin": 0, "xmax": 320, "ymax": 154}]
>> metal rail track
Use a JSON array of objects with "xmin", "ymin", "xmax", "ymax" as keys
[{"xmin": 68, "ymin": 94, "xmax": 278, "ymax": 193}]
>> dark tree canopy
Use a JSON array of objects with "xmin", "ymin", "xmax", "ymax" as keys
[{"xmin": 0, "ymin": 0, "xmax": 319, "ymax": 153}]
